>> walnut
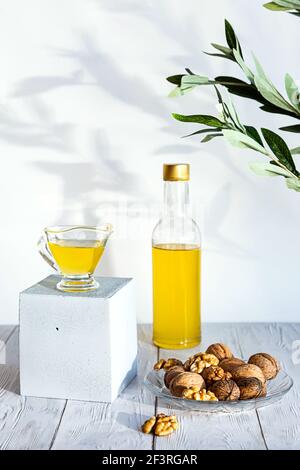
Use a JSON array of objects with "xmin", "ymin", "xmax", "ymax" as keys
[
  {"xmin": 164, "ymin": 366, "xmax": 185, "ymax": 389},
  {"xmin": 154, "ymin": 414, "xmax": 179, "ymax": 436},
  {"xmin": 141, "ymin": 416, "xmax": 156, "ymax": 434},
  {"xmin": 183, "ymin": 386, "xmax": 218, "ymax": 401},
  {"xmin": 231, "ymin": 364, "xmax": 266, "ymax": 385},
  {"xmin": 141, "ymin": 414, "xmax": 179, "ymax": 436},
  {"xmin": 154, "ymin": 358, "xmax": 183, "ymax": 371},
  {"xmin": 248, "ymin": 353, "xmax": 280, "ymax": 380},
  {"xmin": 184, "ymin": 353, "xmax": 219, "ymax": 374},
  {"xmin": 169, "ymin": 372, "xmax": 205, "ymax": 398},
  {"xmin": 201, "ymin": 366, "xmax": 232, "ymax": 387},
  {"xmin": 219, "ymin": 358, "xmax": 245, "ymax": 374},
  {"xmin": 206, "ymin": 343, "xmax": 233, "ymax": 361},
  {"xmin": 236, "ymin": 377, "xmax": 266, "ymax": 400},
  {"xmin": 210, "ymin": 379, "xmax": 240, "ymax": 401}
]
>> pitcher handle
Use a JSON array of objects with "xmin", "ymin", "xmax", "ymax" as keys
[{"xmin": 37, "ymin": 233, "xmax": 59, "ymax": 271}]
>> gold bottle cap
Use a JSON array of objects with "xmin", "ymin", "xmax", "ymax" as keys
[{"xmin": 163, "ymin": 164, "xmax": 190, "ymax": 182}]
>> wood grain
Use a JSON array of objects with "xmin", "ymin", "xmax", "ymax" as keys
[
  {"xmin": 0, "ymin": 324, "xmax": 299, "ymax": 449},
  {"xmin": 52, "ymin": 325, "xmax": 157, "ymax": 450},
  {"xmin": 235, "ymin": 323, "xmax": 300, "ymax": 450},
  {"xmin": 0, "ymin": 328, "xmax": 66, "ymax": 450},
  {"xmin": 155, "ymin": 323, "xmax": 266, "ymax": 450}
]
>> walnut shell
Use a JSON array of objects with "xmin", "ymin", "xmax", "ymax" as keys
[
  {"xmin": 210, "ymin": 379, "xmax": 240, "ymax": 401},
  {"xmin": 236, "ymin": 377, "xmax": 266, "ymax": 400},
  {"xmin": 169, "ymin": 372, "xmax": 205, "ymax": 398},
  {"xmin": 164, "ymin": 366, "xmax": 185, "ymax": 389},
  {"xmin": 232, "ymin": 364, "xmax": 266, "ymax": 385},
  {"xmin": 219, "ymin": 358, "xmax": 245, "ymax": 374},
  {"xmin": 206, "ymin": 343, "xmax": 233, "ymax": 361},
  {"xmin": 248, "ymin": 353, "xmax": 280, "ymax": 380}
]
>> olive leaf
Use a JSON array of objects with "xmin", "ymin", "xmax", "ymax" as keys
[
  {"xmin": 245, "ymin": 126, "xmax": 264, "ymax": 146},
  {"xmin": 223, "ymin": 129, "xmax": 269, "ymax": 154},
  {"xmin": 249, "ymin": 161, "xmax": 291, "ymax": 177},
  {"xmin": 264, "ymin": 2, "xmax": 291, "ymax": 10},
  {"xmin": 172, "ymin": 113, "xmax": 224, "ymax": 127},
  {"xmin": 253, "ymin": 56, "xmax": 299, "ymax": 114},
  {"xmin": 261, "ymin": 128, "xmax": 298, "ymax": 174},
  {"xmin": 183, "ymin": 128, "xmax": 223, "ymax": 138},
  {"xmin": 233, "ymin": 49, "xmax": 254, "ymax": 83},
  {"xmin": 291, "ymin": 147, "xmax": 300, "ymax": 154},
  {"xmin": 264, "ymin": 0, "xmax": 300, "ymax": 14},
  {"xmin": 286, "ymin": 178, "xmax": 300, "ymax": 191},
  {"xmin": 201, "ymin": 133, "xmax": 223, "ymax": 143},
  {"xmin": 225, "ymin": 19, "xmax": 242, "ymax": 55},
  {"xmin": 280, "ymin": 124, "xmax": 300, "ymax": 132},
  {"xmin": 285, "ymin": 74, "xmax": 300, "ymax": 110}
]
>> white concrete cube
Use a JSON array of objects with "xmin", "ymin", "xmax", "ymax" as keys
[{"xmin": 19, "ymin": 275, "xmax": 137, "ymax": 403}]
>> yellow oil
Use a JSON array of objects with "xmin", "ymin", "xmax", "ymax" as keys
[
  {"xmin": 152, "ymin": 244, "xmax": 201, "ymax": 349},
  {"xmin": 49, "ymin": 240, "xmax": 105, "ymax": 276}
]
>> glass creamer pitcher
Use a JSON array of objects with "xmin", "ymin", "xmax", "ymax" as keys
[{"xmin": 38, "ymin": 225, "xmax": 113, "ymax": 292}]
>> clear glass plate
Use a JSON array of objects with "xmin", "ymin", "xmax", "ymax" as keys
[{"xmin": 144, "ymin": 369, "xmax": 293, "ymax": 413}]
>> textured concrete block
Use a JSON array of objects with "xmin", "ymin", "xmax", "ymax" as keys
[{"xmin": 19, "ymin": 275, "xmax": 137, "ymax": 403}]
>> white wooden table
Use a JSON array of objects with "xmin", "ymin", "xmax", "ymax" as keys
[{"xmin": 0, "ymin": 323, "xmax": 299, "ymax": 450}]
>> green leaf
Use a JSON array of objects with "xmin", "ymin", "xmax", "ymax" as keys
[
  {"xmin": 181, "ymin": 75, "xmax": 212, "ymax": 86},
  {"xmin": 291, "ymin": 147, "xmax": 300, "ymax": 154},
  {"xmin": 253, "ymin": 56, "xmax": 298, "ymax": 114},
  {"xmin": 172, "ymin": 113, "xmax": 224, "ymax": 127},
  {"xmin": 203, "ymin": 52, "xmax": 234, "ymax": 61},
  {"xmin": 233, "ymin": 49, "xmax": 254, "ymax": 83},
  {"xmin": 285, "ymin": 73, "xmax": 300, "ymax": 109},
  {"xmin": 225, "ymin": 19, "xmax": 239, "ymax": 52},
  {"xmin": 263, "ymin": 2, "xmax": 291, "ymax": 10},
  {"xmin": 183, "ymin": 128, "xmax": 223, "ymax": 138},
  {"xmin": 261, "ymin": 128, "xmax": 297, "ymax": 174},
  {"xmin": 166, "ymin": 75, "xmax": 184, "ymax": 85},
  {"xmin": 201, "ymin": 133, "xmax": 223, "ymax": 143},
  {"xmin": 286, "ymin": 178, "xmax": 300, "ymax": 191},
  {"xmin": 279, "ymin": 124, "xmax": 300, "ymax": 133},
  {"xmin": 275, "ymin": 0, "xmax": 300, "ymax": 8},
  {"xmin": 211, "ymin": 43, "xmax": 234, "ymax": 57},
  {"xmin": 223, "ymin": 129, "xmax": 269, "ymax": 154},
  {"xmin": 249, "ymin": 161, "xmax": 291, "ymax": 177},
  {"xmin": 245, "ymin": 126, "xmax": 264, "ymax": 146}
]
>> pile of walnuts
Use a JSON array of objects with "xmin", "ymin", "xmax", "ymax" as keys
[{"xmin": 154, "ymin": 343, "xmax": 280, "ymax": 402}]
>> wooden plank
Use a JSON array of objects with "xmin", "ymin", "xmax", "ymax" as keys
[
  {"xmin": 0, "ymin": 328, "xmax": 66, "ymax": 450},
  {"xmin": 0, "ymin": 325, "xmax": 16, "ymax": 347},
  {"xmin": 155, "ymin": 323, "xmax": 266, "ymax": 450},
  {"xmin": 235, "ymin": 323, "xmax": 300, "ymax": 450},
  {"xmin": 52, "ymin": 324, "xmax": 157, "ymax": 450}
]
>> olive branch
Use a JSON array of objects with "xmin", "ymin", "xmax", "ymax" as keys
[
  {"xmin": 167, "ymin": 7, "xmax": 300, "ymax": 191},
  {"xmin": 264, "ymin": 0, "xmax": 300, "ymax": 16}
]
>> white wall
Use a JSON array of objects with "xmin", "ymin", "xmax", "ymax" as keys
[{"xmin": 0, "ymin": 0, "xmax": 299, "ymax": 324}]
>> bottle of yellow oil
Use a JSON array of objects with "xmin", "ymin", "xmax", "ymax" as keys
[{"xmin": 152, "ymin": 164, "xmax": 201, "ymax": 349}]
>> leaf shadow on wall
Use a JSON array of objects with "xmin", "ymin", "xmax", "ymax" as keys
[
  {"xmin": 0, "ymin": 99, "xmax": 73, "ymax": 153},
  {"xmin": 31, "ymin": 128, "xmax": 144, "ymax": 275},
  {"xmin": 204, "ymin": 183, "xmax": 253, "ymax": 258}
]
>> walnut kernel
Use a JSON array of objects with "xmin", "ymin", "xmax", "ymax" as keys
[
  {"xmin": 184, "ymin": 353, "xmax": 219, "ymax": 373},
  {"xmin": 183, "ymin": 386, "xmax": 218, "ymax": 401},
  {"xmin": 201, "ymin": 366, "xmax": 232, "ymax": 387},
  {"xmin": 169, "ymin": 372, "xmax": 205, "ymax": 398}
]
